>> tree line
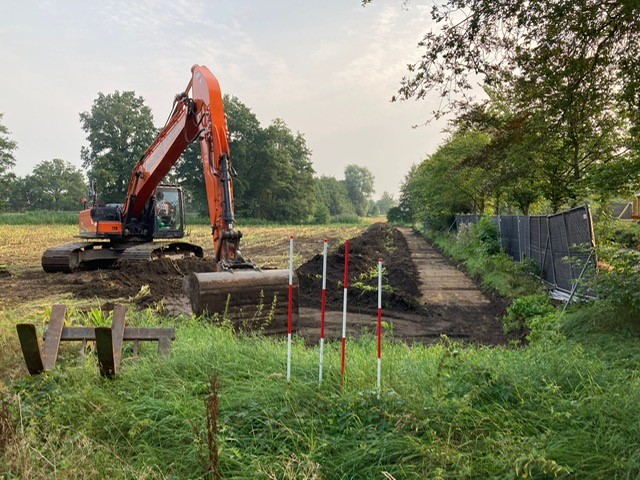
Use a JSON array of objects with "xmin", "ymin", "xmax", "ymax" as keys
[
  {"xmin": 0, "ymin": 95, "xmax": 395, "ymax": 222},
  {"xmin": 383, "ymin": 0, "xmax": 639, "ymax": 229}
]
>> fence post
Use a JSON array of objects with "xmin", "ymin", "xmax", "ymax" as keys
[
  {"xmin": 517, "ymin": 216, "xmax": 522, "ymax": 261},
  {"xmin": 547, "ymin": 217, "xmax": 558, "ymax": 289},
  {"xmin": 528, "ymin": 216, "xmax": 532, "ymax": 259}
]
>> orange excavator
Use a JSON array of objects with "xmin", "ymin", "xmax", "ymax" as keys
[{"xmin": 42, "ymin": 65, "xmax": 297, "ymax": 322}]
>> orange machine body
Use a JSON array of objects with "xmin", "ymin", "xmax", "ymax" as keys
[{"xmin": 79, "ymin": 208, "xmax": 123, "ymax": 237}]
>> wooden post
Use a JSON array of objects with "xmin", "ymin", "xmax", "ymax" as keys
[
  {"xmin": 42, "ymin": 305, "xmax": 66, "ymax": 371},
  {"xmin": 16, "ymin": 324, "xmax": 44, "ymax": 375}
]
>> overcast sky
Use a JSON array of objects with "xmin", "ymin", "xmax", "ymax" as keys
[{"xmin": 0, "ymin": 0, "xmax": 448, "ymax": 199}]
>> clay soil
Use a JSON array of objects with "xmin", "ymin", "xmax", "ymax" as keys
[{"xmin": 0, "ymin": 223, "xmax": 508, "ymax": 345}]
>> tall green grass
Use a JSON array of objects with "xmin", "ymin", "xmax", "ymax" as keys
[
  {"xmin": 3, "ymin": 224, "xmax": 639, "ymax": 478},
  {"xmin": 3, "ymin": 312, "xmax": 640, "ymax": 479},
  {"xmin": 0, "ymin": 210, "xmax": 79, "ymax": 225},
  {"xmin": 0, "ymin": 211, "xmax": 366, "ymax": 227}
]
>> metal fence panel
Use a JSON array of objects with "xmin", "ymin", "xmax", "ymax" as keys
[
  {"xmin": 454, "ymin": 207, "xmax": 595, "ymax": 296},
  {"xmin": 455, "ymin": 214, "xmax": 479, "ymax": 230},
  {"xmin": 529, "ymin": 216, "xmax": 546, "ymax": 270},
  {"xmin": 560, "ymin": 205, "xmax": 597, "ymax": 294},
  {"xmin": 499, "ymin": 215, "xmax": 520, "ymax": 260},
  {"xmin": 548, "ymin": 213, "xmax": 572, "ymax": 291},
  {"xmin": 518, "ymin": 216, "xmax": 530, "ymax": 260}
]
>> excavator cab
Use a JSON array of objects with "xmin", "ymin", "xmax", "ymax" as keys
[{"xmin": 153, "ymin": 185, "xmax": 185, "ymax": 239}]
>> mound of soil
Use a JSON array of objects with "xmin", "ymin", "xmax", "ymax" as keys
[{"xmin": 296, "ymin": 223, "xmax": 423, "ymax": 314}]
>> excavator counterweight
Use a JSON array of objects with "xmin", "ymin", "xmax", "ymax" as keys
[{"xmin": 42, "ymin": 65, "xmax": 298, "ymax": 327}]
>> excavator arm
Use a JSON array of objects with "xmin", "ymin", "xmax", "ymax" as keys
[{"xmin": 122, "ymin": 65, "xmax": 245, "ymax": 268}]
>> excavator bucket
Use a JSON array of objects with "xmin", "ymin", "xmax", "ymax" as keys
[{"xmin": 183, "ymin": 270, "xmax": 298, "ymax": 332}]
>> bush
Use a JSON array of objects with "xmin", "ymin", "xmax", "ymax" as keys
[
  {"xmin": 475, "ymin": 217, "xmax": 501, "ymax": 254},
  {"xmin": 386, "ymin": 206, "xmax": 412, "ymax": 224},
  {"xmin": 502, "ymin": 294, "xmax": 556, "ymax": 334},
  {"xmin": 592, "ymin": 246, "xmax": 640, "ymax": 320},
  {"xmin": 311, "ymin": 203, "xmax": 330, "ymax": 224},
  {"xmin": 593, "ymin": 217, "xmax": 640, "ymax": 248}
]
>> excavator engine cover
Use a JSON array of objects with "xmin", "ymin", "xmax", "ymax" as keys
[{"xmin": 184, "ymin": 269, "xmax": 298, "ymax": 332}]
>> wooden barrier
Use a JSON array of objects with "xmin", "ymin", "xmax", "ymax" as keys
[{"xmin": 16, "ymin": 304, "xmax": 175, "ymax": 378}]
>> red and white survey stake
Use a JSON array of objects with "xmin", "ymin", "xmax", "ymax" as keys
[
  {"xmin": 287, "ymin": 235, "xmax": 294, "ymax": 381},
  {"xmin": 377, "ymin": 257, "xmax": 383, "ymax": 398},
  {"xmin": 319, "ymin": 239, "xmax": 328, "ymax": 383},
  {"xmin": 340, "ymin": 239, "xmax": 350, "ymax": 386}
]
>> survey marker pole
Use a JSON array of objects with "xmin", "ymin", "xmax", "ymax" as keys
[
  {"xmin": 319, "ymin": 239, "xmax": 328, "ymax": 383},
  {"xmin": 287, "ymin": 235, "xmax": 294, "ymax": 381},
  {"xmin": 377, "ymin": 258, "xmax": 383, "ymax": 399},
  {"xmin": 341, "ymin": 240, "xmax": 350, "ymax": 386}
]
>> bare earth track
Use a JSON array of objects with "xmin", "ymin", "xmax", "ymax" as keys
[
  {"xmin": 0, "ymin": 223, "xmax": 507, "ymax": 345},
  {"xmin": 297, "ymin": 225, "xmax": 507, "ymax": 345}
]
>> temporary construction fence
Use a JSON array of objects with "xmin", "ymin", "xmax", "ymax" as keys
[{"xmin": 455, "ymin": 205, "xmax": 596, "ymax": 296}]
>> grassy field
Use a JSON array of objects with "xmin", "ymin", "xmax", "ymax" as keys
[{"xmin": 1, "ymin": 224, "xmax": 640, "ymax": 478}]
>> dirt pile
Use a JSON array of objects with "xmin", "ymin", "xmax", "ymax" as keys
[{"xmin": 296, "ymin": 223, "xmax": 423, "ymax": 314}]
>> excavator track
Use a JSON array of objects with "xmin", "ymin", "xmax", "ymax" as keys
[
  {"xmin": 42, "ymin": 242, "xmax": 114, "ymax": 273},
  {"xmin": 42, "ymin": 241, "xmax": 203, "ymax": 273},
  {"xmin": 119, "ymin": 242, "xmax": 203, "ymax": 261}
]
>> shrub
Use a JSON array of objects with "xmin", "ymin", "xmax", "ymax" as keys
[
  {"xmin": 311, "ymin": 203, "xmax": 330, "ymax": 224},
  {"xmin": 502, "ymin": 294, "xmax": 556, "ymax": 334},
  {"xmin": 594, "ymin": 217, "xmax": 640, "ymax": 248},
  {"xmin": 455, "ymin": 222, "xmax": 476, "ymax": 250},
  {"xmin": 593, "ymin": 246, "xmax": 640, "ymax": 320},
  {"xmin": 475, "ymin": 216, "xmax": 501, "ymax": 254}
]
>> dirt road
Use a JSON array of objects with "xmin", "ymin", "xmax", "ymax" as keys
[{"xmin": 297, "ymin": 227, "xmax": 507, "ymax": 345}]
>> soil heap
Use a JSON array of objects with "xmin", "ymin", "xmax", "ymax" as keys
[{"xmin": 296, "ymin": 223, "xmax": 423, "ymax": 315}]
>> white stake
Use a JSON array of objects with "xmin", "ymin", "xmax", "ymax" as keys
[
  {"xmin": 287, "ymin": 235, "xmax": 294, "ymax": 381},
  {"xmin": 341, "ymin": 240, "xmax": 350, "ymax": 386},
  {"xmin": 377, "ymin": 258, "xmax": 383, "ymax": 399},
  {"xmin": 319, "ymin": 239, "xmax": 328, "ymax": 383}
]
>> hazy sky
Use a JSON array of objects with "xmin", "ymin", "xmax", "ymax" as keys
[{"xmin": 0, "ymin": 0, "xmax": 448, "ymax": 198}]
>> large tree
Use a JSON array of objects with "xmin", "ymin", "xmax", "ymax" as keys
[
  {"xmin": 378, "ymin": 0, "xmax": 639, "ymax": 121},
  {"xmin": 369, "ymin": 0, "xmax": 640, "ymax": 207},
  {"xmin": 315, "ymin": 175, "xmax": 354, "ymax": 216},
  {"xmin": 344, "ymin": 164, "xmax": 375, "ymax": 216},
  {"xmin": 22, "ymin": 159, "xmax": 86, "ymax": 211},
  {"xmin": 375, "ymin": 191, "xmax": 396, "ymax": 215},
  {"xmin": 409, "ymin": 131, "xmax": 492, "ymax": 228},
  {"xmin": 80, "ymin": 91, "xmax": 155, "ymax": 203},
  {"xmin": 0, "ymin": 113, "xmax": 17, "ymax": 209},
  {"xmin": 252, "ymin": 119, "xmax": 316, "ymax": 222}
]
